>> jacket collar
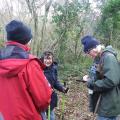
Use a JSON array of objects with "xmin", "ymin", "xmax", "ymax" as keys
[{"xmin": 5, "ymin": 41, "xmax": 30, "ymax": 52}]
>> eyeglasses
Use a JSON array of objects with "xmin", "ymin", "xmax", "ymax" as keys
[
  {"xmin": 86, "ymin": 50, "xmax": 91, "ymax": 54},
  {"xmin": 85, "ymin": 48, "xmax": 93, "ymax": 54},
  {"xmin": 85, "ymin": 51, "xmax": 89, "ymax": 54}
]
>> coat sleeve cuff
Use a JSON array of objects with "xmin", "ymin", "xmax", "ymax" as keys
[{"xmin": 87, "ymin": 78, "xmax": 94, "ymax": 90}]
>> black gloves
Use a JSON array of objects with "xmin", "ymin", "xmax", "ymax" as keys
[
  {"xmin": 62, "ymin": 82, "xmax": 69, "ymax": 93},
  {"xmin": 63, "ymin": 87, "xmax": 69, "ymax": 93}
]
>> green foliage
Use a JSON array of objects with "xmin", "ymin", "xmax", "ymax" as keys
[
  {"xmin": 0, "ymin": 28, "xmax": 4, "ymax": 48},
  {"xmin": 52, "ymin": 1, "xmax": 83, "ymax": 27},
  {"xmin": 51, "ymin": 0, "xmax": 93, "ymax": 79},
  {"xmin": 58, "ymin": 56, "xmax": 92, "ymax": 81},
  {"xmin": 96, "ymin": 0, "xmax": 120, "ymax": 47},
  {"xmin": 0, "ymin": 40, "xmax": 4, "ymax": 48},
  {"xmin": 52, "ymin": 0, "xmax": 90, "ymax": 64}
]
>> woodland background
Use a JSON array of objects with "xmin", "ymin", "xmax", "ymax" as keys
[{"xmin": 0, "ymin": 0, "xmax": 120, "ymax": 119}]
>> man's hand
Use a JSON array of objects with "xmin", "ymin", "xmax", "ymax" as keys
[{"xmin": 83, "ymin": 75, "xmax": 90, "ymax": 82}]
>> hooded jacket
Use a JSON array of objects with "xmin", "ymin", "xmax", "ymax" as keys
[
  {"xmin": 88, "ymin": 46, "xmax": 120, "ymax": 117},
  {"xmin": 0, "ymin": 41, "xmax": 52, "ymax": 120}
]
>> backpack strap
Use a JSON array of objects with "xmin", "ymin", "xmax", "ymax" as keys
[{"xmin": 96, "ymin": 51, "xmax": 116, "ymax": 79}]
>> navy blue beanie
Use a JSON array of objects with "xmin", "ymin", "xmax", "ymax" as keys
[
  {"xmin": 6, "ymin": 20, "xmax": 32, "ymax": 44},
  {"xmin": 81, "ymin": 35, "xmax": 100, "ymax": 53}
]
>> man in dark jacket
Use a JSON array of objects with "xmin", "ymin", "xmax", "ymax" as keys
[
  {"xmin": 0, "ymin": 20, "xmax": 52, "ymax": 120},
  {"xmin": 81, "ymin": 35, "xmax": 120, "ymax": 120}
]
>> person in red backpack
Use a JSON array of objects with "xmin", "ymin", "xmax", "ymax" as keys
[{"xmin": 0, "ymin": 20, "xmax": 52, "ymax": 120}]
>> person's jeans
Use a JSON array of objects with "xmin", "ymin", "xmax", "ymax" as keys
[
  {"xmin": 97, "ymin": 116, "xmax": 117, "ymax": 120},
  {"xmin": 0, "ymin": 113, "xmax": 4, "ymax": 120},
  {"xmin": 41, "ymin": 112, "xmax": 47, "ymax": 120},
  {"xmin": 50, "ymin": 110, "xmax": 55, "ymax": 120},
  {"xmin": 41, "ymin": 110, "xmax": 55, "ymax": 120}
]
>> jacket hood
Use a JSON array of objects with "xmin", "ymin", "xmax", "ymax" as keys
[
  {"xmin": 103, "ymin": 45, "xmax": 117, "ymax": 57},
  {"xmin": 0, "ymin": 58, "xmax": 45, "ymax": 78},
  {"xmin": 0, "ymin": 59, "xmax": 29, "ymax": 77}
]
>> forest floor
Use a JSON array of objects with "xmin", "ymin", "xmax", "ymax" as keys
[
  {"xmin": 55, "ymin": 76, "xmax": 120, "ymax": 120},
  {"xmin": 55, "ymin": 76, "xmax": 95, "ymax": 120}
]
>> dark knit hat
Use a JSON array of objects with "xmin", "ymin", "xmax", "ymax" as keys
[
  {"xmin": 6, "ymin": 20, "xmax": 32, "ymax": 44},
  {"xmin": 81, "ymin": 35, "xmax": 100, "ymax": 53}
]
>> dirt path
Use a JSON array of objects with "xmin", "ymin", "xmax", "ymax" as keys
[{"xmin": 55, "ymin": 77, "xmax": 95, "ymax": 120}]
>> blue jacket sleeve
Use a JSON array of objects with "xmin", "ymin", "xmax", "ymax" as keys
[{"xmin": 53, "ymin": 66, "xmax": 64, "ymax": 92}]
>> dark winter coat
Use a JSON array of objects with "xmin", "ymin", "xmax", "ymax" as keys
[{"xmin": 44, "ymin": 62, "xmax": 64, "ymax": 110}]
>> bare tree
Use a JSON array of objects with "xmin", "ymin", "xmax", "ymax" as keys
[
  {"xmin": 25, "ymin": 0, "xmax": 47, "ymax": 55},
  {"xmin": 39, "ymin": 0, "xmax": 53, "ymax": 53}
]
